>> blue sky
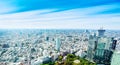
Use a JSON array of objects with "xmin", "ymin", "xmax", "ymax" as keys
[{"xmin": 0, "ymin": 0, "xmax": 120, "ymax": 29}]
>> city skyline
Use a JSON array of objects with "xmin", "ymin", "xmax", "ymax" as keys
[{"xmin": 0, "ymin": 0, "xmax": 120, "ymax": 30}]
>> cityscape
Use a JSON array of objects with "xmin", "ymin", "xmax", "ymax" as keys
[
  {"xmin": 0, "ymin": 29, "xmax": 120, "ymax": 65},
  {"xmin": 0, "ymin": 0, "xmax": 120, "ymax": 65}
]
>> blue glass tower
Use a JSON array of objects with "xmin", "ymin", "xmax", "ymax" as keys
[{"xmin": 98, "ymin": 28, "xmax": 105, "ymax": 37}]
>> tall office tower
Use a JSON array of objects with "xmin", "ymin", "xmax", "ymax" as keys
[
  {"xmin": 55, "ymin": 38, "xmax": 61, "ymax": 51},
  {"xmin": 98, "ymin": 28, "xmax": 105, "ymax": 37},
  {"xmin": 111, "ymin": 51, "xmax": 120, "ymax": 65},
  {"xmin": 87, "ymin": 33, "xmax": 97, "ymax": 61},
  {"xmin": 93, "ymin": 37, "xmax": 113, "ymax": 64},
  {"xmin": 87, "ymin": 29, "xmax": 116, "ymax": 65},
  {"xmin": 111, "ymin": 40, "xmax": 117, "ymax": 50}
]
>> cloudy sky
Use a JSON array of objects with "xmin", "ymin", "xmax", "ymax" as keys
[{"xmin": 0, "ymin": 0, "xmax": 120, "ymax": 29}]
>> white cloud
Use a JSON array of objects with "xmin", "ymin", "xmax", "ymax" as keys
[
  {"xmin": 0, "ymin": 1, "xmax": 18, "ymax": 14},
  {"xmin": 0, "ymin": 3, "xmax": 120, "ymax": 30}
]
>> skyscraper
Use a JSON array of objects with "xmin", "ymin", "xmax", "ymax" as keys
[
  {"xmin": 93, "ymin": 37, "xmax": 113, "ymax": 64},
  {"xmin": 98, "ymin": 28, "xmax": 105, "ymax": 37},
  {"xmin": 111, "ymin": 51, "xmax": 120, "ymax": 65},
  {"xmin": 111, "ymin": 40, "xmax": 117, "ymax": 50},
  {"xmin": 87, "ymin": 34, "xmax": 97, "ymax": 61},
  {"xmin": 87, "ymin": 29, "xmax": 116, "ymax": 65},
  {"xmin": 55, "ymin": 38, "xmax": 61, "ymax": 51}
]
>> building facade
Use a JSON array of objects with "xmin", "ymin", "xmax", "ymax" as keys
[{"xmin": 87, "ymin": 29, "xmax": 117, "ymax": 65}]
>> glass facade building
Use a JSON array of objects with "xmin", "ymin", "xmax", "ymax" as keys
[
  {"xmin": 87, "ymin": 29, "xmax": 116, "ymax": 65},
  {"xmin": 55, "ymin": 38, "xmax": 61, "ymax": 51},
  {"xmin": 111, "ymin": 51, "xmax": 120, "ymax": 65}
]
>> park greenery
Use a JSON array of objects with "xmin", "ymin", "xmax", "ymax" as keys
[{"xmin": 40, "ymin": 54, "xmax": 96, "ymax": 65}]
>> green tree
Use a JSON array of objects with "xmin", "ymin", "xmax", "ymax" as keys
[{"xmin": 58, "ymin": 55, "xmax": 63, "ymax": 61}]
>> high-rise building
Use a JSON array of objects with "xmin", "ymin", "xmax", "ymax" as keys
[
  {"xmin": 93, "ymin": 37, "xmax": 113, "ymax": 64},
  {"xmin": 111, "ymin": 40, "xmax": 117, "ymax": 50},
  {"xmin": 87, "ymin": 29, "xmax": 116, "ymax": 65},
  {"xmin": 87, "ymin": 34, "xmax": 97, "ymax": 61},
  {"xmin": 55, "ymin": 38, "xmax": 61, "ymax": 51},
  {"xmin": 98, "ymin": 28, "xmax": 105, "ymax": 37},
  {"xmin": 111, "ymin": 51, "xmax": 120, "ymax": 65}
]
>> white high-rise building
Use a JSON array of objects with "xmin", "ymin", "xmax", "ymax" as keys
[
  {"xmin": 55, "ymin": 38, "xmax": 61, "ymax": 51},
  {"xmin": 111, "ymin": 51, "xmax": 120, "ymax": 65}
]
